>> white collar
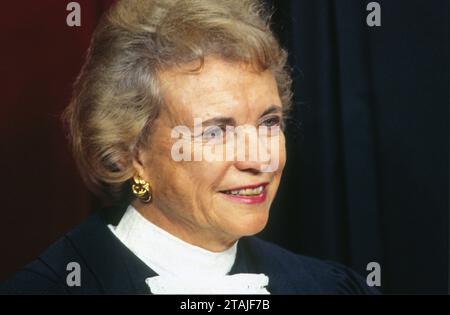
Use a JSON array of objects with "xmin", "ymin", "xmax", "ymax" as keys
[
  {"xmin": 108, "ymin": 205, "xmax": 238, "ymax": 278},
  {"xmin": 108, "ymin": 205, "xmax": 270, "ymax": 294}
]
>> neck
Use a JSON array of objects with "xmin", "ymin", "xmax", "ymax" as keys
[{"xmin": 131, "ymin": 201, "xmax": 237, "ymax": 252}]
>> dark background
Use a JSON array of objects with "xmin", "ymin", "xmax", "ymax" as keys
[{"xmin": 0, "ymin": 0, "xmax": 448, "ymax": 294}]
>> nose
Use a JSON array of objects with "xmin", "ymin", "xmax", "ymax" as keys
[
  {"xmin": 234, "ymin": 159, "xmax": 265, "ymax": 174},
  {"xmin": 231, "ymin": 125, "xmax": 274, "ymax": 174}
]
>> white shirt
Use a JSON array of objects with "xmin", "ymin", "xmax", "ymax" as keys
[{"xmin": 108, "ymin": 205, "xmax": 270, "ymax": 294}]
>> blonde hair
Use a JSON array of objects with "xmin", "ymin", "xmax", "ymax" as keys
[{"xmin": 63, "ymin": 0, "xmax": 292, "ymax": 202}]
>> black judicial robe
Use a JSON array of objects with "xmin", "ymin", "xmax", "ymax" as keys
[{"xmin": 1, "ymin": 211, "xmax": 379, "ymax": 294}]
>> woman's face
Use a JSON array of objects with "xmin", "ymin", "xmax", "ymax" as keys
[{"xmin": 133, "ymin": 57, "xmax": 286, "ymax": 250}]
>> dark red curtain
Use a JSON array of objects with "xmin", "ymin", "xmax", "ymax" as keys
[{"xmin": 0, "ymin": 0, "xmax": 115, "ymax": 281}]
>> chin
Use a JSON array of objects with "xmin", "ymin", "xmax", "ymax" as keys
[{"xmin": 228, "ymin": 210, "xmax": 270, "ymax": 237}]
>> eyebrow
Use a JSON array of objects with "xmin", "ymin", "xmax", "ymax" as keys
[
  {"xmin": 198, "ymin": 117, "xmax": 236, "ymax": 128},
  {"xmin": 197, "ymin": 104, "xmax": 282, "ymax": 128},
  {"xmin": 260, "ymin": 105, "xmax": 283, "ymax": 117}
]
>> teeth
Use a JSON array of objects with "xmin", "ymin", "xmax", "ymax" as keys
[{"xmin": 226, "ymin": 185, "xmax": 264, "ymax": 196}]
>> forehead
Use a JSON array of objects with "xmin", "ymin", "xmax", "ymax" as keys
[{"xmin": 157, "ymin": 57, "xmax": 281, "ymax": 123}]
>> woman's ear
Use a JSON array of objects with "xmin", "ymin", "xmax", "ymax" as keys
[{"xmin": 131, "ymin": 148, "xmax": 146, "ymax": 179}]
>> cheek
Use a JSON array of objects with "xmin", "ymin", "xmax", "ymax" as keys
[
  {"xmin": 268, "ymin": 133, "xmax": 286, "ymax": 176},
  {"xmin": 150, "ymin": 162, "xmax": 198, "ymax": 217},
  {"xmin": 186, "ymin": 159, "xmax": 230, "ymax": 193},
  {"xmin": 156, "ymin": 161, "xmax": 229, "ymax": 223},
  {"xmin": 146, "ymin": 137, "xmax": 228, "ymax": 203},
  {"xmin": 158, "ymin": 159, "xmax": 229, "ymax": 204}
]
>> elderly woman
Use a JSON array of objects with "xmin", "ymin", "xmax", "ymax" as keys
[{"xmin": 2, "ymin": 0, "xmax": 377, "ymax": 294}]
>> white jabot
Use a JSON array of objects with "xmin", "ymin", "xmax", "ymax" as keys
[{"xmin": 108, "ymin": 205, "xmax": 270, "ymax": 294}]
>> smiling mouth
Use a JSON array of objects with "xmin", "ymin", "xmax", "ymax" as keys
[{"xmin": 219, "ymin": 183, "xmax": 269, "ymax": 204}]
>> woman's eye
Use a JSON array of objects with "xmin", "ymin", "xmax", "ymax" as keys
[
  {"xmin": 261, "ymin": 116, "xmax": 281, "ymax": 127},
  {"xmin": 202, "ymin": 126, "xmax": 224, "ymax": 140}
]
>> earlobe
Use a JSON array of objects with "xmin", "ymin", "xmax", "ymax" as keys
[{"xmin": 132, "ymin": 149, "xmax": 147, "ymax": 179}]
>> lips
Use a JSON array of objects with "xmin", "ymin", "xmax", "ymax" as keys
[{"xmin": 219, "ymin": 183, "xmax": 268, "ymax": 204}]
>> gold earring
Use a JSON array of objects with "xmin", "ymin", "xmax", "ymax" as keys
[{"xmin": 131, "ymin": 175, "xmax": 152, "ymax": 203}]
